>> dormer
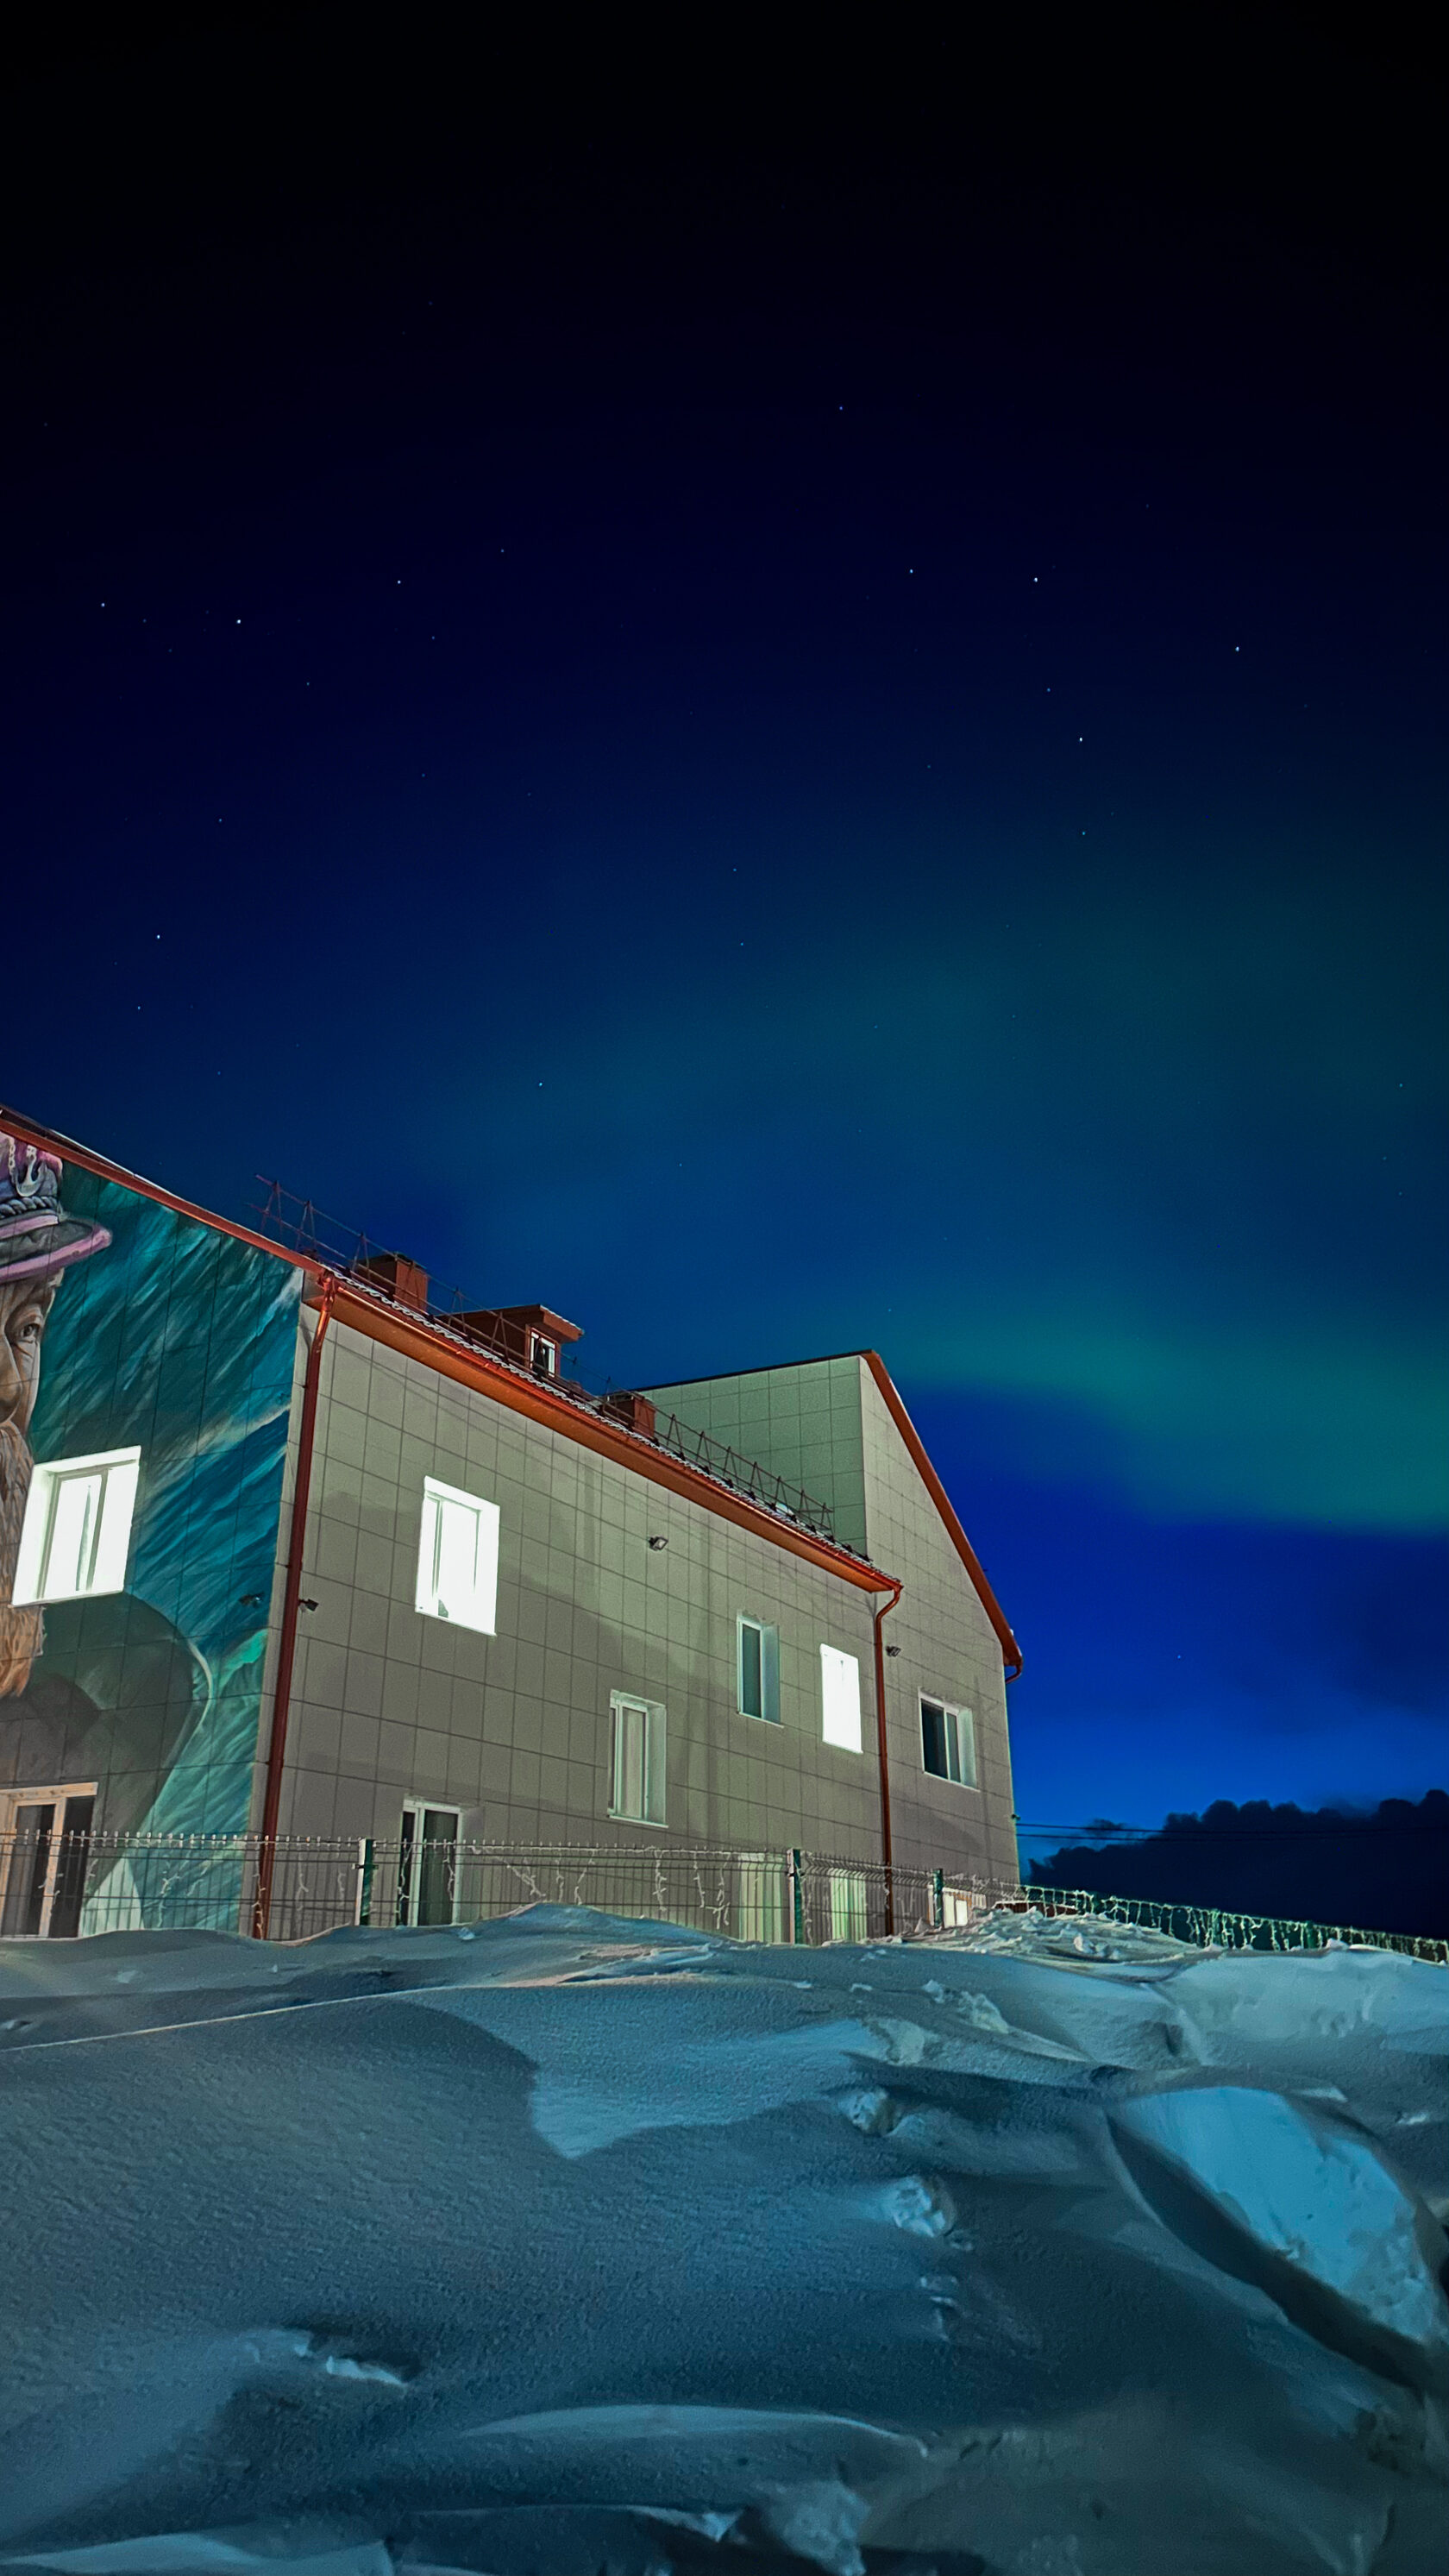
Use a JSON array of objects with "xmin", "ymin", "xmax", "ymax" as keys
[{"xmin": 460, "ymin": 1304, "xmax": 584, "ymax": 1379}]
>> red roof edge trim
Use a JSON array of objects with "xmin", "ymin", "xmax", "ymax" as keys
[
  {"xmin": 0, "ymin": 1107, "xmax": 904, "ymax": 1597},
  {"xmin": 862, "ymin": 1352, "xmax": 1023, "ymax": 1680},
  {"xmin": 329, "ymin": 1280, "xmax": 897, "ymax": 1595},
  {"xmin": 0, "ymin": 1105, "xmax": 316, "ymax": 1274}
]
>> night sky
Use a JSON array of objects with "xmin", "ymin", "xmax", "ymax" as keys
[{"xmin": 3, "ymin": 13, "xmax": 1444, "ymax": 1855}]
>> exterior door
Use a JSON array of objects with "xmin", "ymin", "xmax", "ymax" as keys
[
  {"xmin": 0, "ymin": 1787, "xmax": 97, "ymax": 1938},
  {"xmin": 396, "ymin": 1800, "xmax": 462, "ymax": 1926}
]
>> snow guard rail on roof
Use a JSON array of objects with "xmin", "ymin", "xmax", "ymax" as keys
[{"xmin": 254, "ymin": 1180, "xmax": 844, "ymax": 1547}]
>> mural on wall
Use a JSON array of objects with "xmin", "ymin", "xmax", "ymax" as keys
[{"xmin": 0, "ymin": 1134, "xmax": 301, "ymax": 1888}]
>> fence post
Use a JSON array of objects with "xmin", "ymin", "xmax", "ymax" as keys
[
  {"xmin": 932, "ymin": 1868, "xmax": 944, "ymax": 1931},
  {"xmin": 790, "ymin": 1849, "xmax": 806, "ymax": 1947},
  {"xmin": 355, "ymin": 1837, "xmax": 374, "ymax": 1928}
]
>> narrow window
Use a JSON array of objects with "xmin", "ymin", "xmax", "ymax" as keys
[
  {"xmin": 828, "ymin": 1867, "xmax": 869, "ymax": 1943},
  {"xmin": 530, "ymin": 1332, "xmax": 556, "ymax": 1379},
  {"xmin": 819, "ymin": 1643, "xmax": 862, "ymax": 1752},
  {"xmin": 415, "ymin": 1478, "xmax": 500, "ymax": 1633},
  {"xmin": 920, "ymin": 1697, "xmax": 978, "ymax": 1787},
  {"xmin": 737, "ymin": 1615, "xmax": 781, "ymax": 1723},
  {"xmin": 610, "ymin": 1693, "xmax": 666, "ymax": 1825},
  {"xmin": 736, "ymin": 1851, "xmax": 787, "ymax": 1942},
  {"xmin": 397, "ymin": 1800, "xmax": 462, "ymax": 1926},
  {"xmin": 12, "ymin": 1449, "xmax": 141, "ymax": 1606}
]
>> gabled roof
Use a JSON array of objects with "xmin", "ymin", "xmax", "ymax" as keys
[{"xmin": 862, "ymin": 1352, "xmax": 1022, "ymax": 1681}]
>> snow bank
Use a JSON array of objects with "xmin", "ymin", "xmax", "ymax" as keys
[{"xmin": 0, "ymin": 1907, "xmax": 1444, "ymax": 2575}]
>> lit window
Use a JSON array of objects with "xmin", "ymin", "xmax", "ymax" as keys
[
  {"xmin": 737, "ymin": 1613, "xmax": 781, "ymax": 1723},
  {"xmin": 12, "ymin": 1448, "xmax": 141, "ymax": 1606},
  {"xmin": 829, "ymin": 1866, "xmax": 869, "ymax": 1942},
  {"xmin": 819, "ymin": 1643, "xmax": 862, "ymax": 1752},
  {"xmin": 415, "ymin": 1478, "xmax": 499, "ymax": 1634},
  {"xmin": 920, "ymin": 1697, "xmax": 977, "ymax": 1787},
  {"xmin": 397, "ymin": 1799, "xmax": 462, "ymax": 1926},
  {"xmin": 610, "ymin": 1691, "xmax": 666, "ymax": 1825}
]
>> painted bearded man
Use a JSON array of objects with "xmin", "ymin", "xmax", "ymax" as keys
[
  {"xmin": 0, "ymin": 1134, "xmax": 110, "ymax": 1697},
  {"xmin": 0, "ymin": 1134, "xmax": 215, "ymax": 1865}
]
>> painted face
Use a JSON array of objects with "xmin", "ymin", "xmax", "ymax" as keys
[{"xmin": 0, "ymin": 1276, "xmax": 57, "ymax": 1437}]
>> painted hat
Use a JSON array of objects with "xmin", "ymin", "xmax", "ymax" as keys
[{"xmin": 0, "ymin": 1133, "xmax": 111, "ymax": 1284}]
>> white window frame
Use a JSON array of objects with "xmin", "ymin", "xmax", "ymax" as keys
[
  {"xmin": 828, "ymin": 1866, "xmax": 869, "ymax": 1943},
  {"xmin": 919, "ymin": 1695, "xmax": 978, "ymax": 1789},
  {"xmin": 609, "ymin": 1690, "xmax": 667, "ymax": 1827},
  {"xmin": 530, "ymin": 1331, "xmax": 557, "ymax": 1378},
  {"xmin": 12, "ymin": 1448, "xmax": 141, "ymax": 1607},
  {"xmin": 397, "ymin": 1796, "xmax": 464, "ymax": 1926},
  {"xmin": 735, "ymin": 1850, "xmax": 787, "ymax": 1943},
  {"xmin": 819, "ymin": 1643, "xmax": 862, "ymax": 1753},
  {"xmin": 415, "ymin": 1476, "xmax": 500, "ymax": 1634},
  {"xmin": 737, "ymin": 1612, "xmax": 781, "ymax": 1725}
]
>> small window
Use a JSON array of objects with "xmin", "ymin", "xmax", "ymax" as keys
[
  {"xmin": 819, "ymin": 1643, "xmax": 862, "ymax": 1752},
  {"xmin": 610, "ymin": 1692, "xmax": 666, "ymax": 1825},
  {"xmin": 828, "ymin": 1866, "xmax": 869, "ymax": 1943},
  {"xmin": 415, "ymin": 1477, "xmax": 500, "ymax": 1634},
  {"xmin": 397, "ymin": 1799, "xmax": 462, "ymax": 1926},
  {"xmin": 920, "ymin": 1697, "xmax": 977, "ymax": 1787},
  {"xmin": 0, "ymin": 1786, "xmax": 97, "ymax": 1938},
  {"xmin": 737, "ymin": 1614, "xmax": 781, "ymax": 1723},
  {"xmin": 530, "ymin": 1332, "xmax": 556, "ymax": 1379},
  {"xmin": 12, "ymin": 1448, "xmax": 141, "ymax": 1606}
]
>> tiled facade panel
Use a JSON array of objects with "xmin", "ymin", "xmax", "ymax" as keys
[
  {"xmin": 646, "ymin": 1354, "xmax": 1019, "ymax": 1887},
  {"xmin": 641, "ymin": 1360, "xmax": 870, "ymax": 1555},
  {"xmin": 856, "ymin": 1363, "xmax": 1019, "ymax": 1883},
  {"xmin": 269, "ymin": 1318, "xmax": 885, "ymax": 1857}
]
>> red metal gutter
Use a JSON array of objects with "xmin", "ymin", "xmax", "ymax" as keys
[
  {"xmin": 872, "ymin": 1579, "xmax": 903, "ymax": 1931},
  {"xmin": 862, "ymin": 1351, "xmax": 1023, "ymax": 1680},
  {"xmin": 252, "ymin": 1277, "xmax": 337, "ymax": 1937},
  {"xmin": 327, "ymin": 1280, "xmax": 897, "ymax": 1599}
]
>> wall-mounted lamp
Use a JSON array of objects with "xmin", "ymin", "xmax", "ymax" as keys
[
  {"xmin": 885, "ymin": 1643, "xmax": 902, "ymax": 1657},
  {"xmin": 647, "ymin": 1535, "xmax": 668, "ymax": 1551},
  {"xmin": 299, "ymin": 1598, "xmax": 319, "ymax": 1612}
]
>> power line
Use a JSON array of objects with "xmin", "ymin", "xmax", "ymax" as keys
[{"xmin": 1013, "ymin": 1818, "xmax": 1449, "ymax": 1840}]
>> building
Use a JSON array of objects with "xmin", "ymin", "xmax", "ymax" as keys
[{"xmin": 0, "ymin": 1111, "xmax": 1021, "ymax": 1937}]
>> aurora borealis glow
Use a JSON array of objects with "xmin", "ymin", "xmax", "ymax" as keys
[{"xmin": 2, "ymin": 15, "xmax": 1443, "ymax": 1856}]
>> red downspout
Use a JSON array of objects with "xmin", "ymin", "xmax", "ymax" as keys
[
  {"xmin": 873, "ymin": 1579, "xmax": 903, "ymax": 1934},
  {"xmin": 252, "ymin": 1278, "xmax": 337, "ymax": 1938}
]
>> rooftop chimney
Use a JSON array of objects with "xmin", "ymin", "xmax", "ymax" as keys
[
  {"xmin": 599, "ymin": 1390, "xmax": 657, "ymax": 1437},
  {"xmin": 354, "ymin": 1252, "xmax": 430, "ymax": 1310}
]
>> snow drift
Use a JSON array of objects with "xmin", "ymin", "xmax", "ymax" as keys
[{"xmin": 0, "ymin": 1905, "xmax": 1445, "ymax": 2575}]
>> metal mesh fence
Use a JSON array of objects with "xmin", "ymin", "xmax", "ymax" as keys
[{"xmin": 0, "ymin": 1827, "xmax": 1443, "ymax": 1959}]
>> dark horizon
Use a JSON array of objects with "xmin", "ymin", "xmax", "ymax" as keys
[{"xmin": 2, "ymin": 10, "xmax": 1444, "ymax": 1863}]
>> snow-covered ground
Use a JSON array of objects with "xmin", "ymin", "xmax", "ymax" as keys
[{"xmin": 0, "ymin": 1906, "xmax": 1445, "ymax": 2576}]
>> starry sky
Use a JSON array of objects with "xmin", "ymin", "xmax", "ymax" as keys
[{"xmin": 2, "ymin": 11, "xmax": 1444, "ymax": 1850}]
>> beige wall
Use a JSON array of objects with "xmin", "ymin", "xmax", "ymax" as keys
[
  {"xmin": 643, "ymin": 1353, "xmax": 1021, "ymax": 1887},
  {"xmin": 261, "ymin": 1316, "xmax": 886, "ymax": 1860}
]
